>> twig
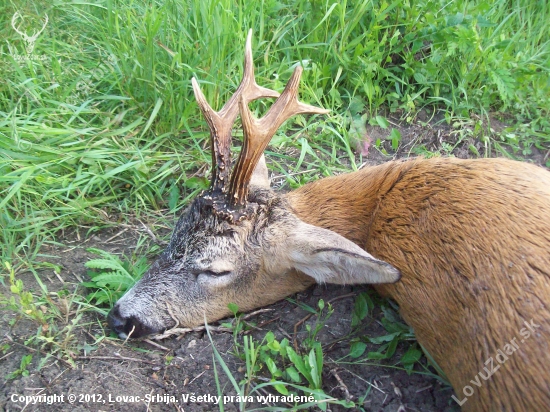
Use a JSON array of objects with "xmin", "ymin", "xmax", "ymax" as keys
[
  {"xmin": 76, "ymin": 353, "xmax": 158, "ymax": 365},
  {"xmin": 244, "ymin": 316, "xmax": 279, "ymax": 334},
  {"xmin": 53, "ymin": 270, "xmax": 65, "ymax": 284},
  {"xmin": 153, "ymin": 308, "xmax": 275, "ymax": 340},
  {"xmin": 241, "ymin": 308, "xmax": 274, "ymax": 320},
  {"xmin": 328, "ymin": 292, "xmax": 357, "ymax": 304},
  {"xmin": 105, "ymin": 228, "xmax": 129, "ymax": 243},
  {"xmin": 330, "ymin": 365, "xmax": 386, "ymax": 394},
  {"xmin": 123, "ymin": 325, "xmax": 136, "ymax": 344},
  {"xmin": 330, "ymin": 368, "xmax": 352, "ymax": 402},
  {"xmin": 0, "ymin": 351, "xmax": 14, "ymax": 362},
  {"xmin": 154, "ymin": 326, "xmax": 205, "ymax": 340},
  {"xmin": 143, "ymin": 339, "xmax": 170, "ymax": 351},
  {"xmin": 415, "ymin": 384, "xmax": 433, "ymax": 394},
  {"xmin": 71, "ymin": 271, "xmax": 83, "ymax": 282},
  {"xmin": 276, "ymin": 326, "xmax": 293, "ymax": 341},
  {"xmin": 47, "ymin": 368, "xmax": 68, "ymax": 386},
  {"xmin": 153, "ymin": 325, "xmax": 233, "ymax": 340},
  {"xmin": 187, "ymin": 370, "xmax": 207, "ymax": 385},
  {"xmin": 145, "ymin": 389, "xmax": 154, "ymax": 412},
  {"xmin": 138, "ymin": 219, "xmax": 158, "ymax": 243}
]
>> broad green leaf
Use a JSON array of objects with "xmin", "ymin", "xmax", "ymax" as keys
[
  {"xmin": 285, "ymin": 366, "xmax": 301, "ymax": 383},
  {"xmin": 309, "ymin": 349, "xmax": 321, "ymax": 389},
  {"xmin": 349, "ymin": 341, "xmax": 367, "ymax": 358},
  {"xmin": 368, "ymin": 332, "xmax": 400, "ymax": 344},
  {"xmin": 265, "ymin": 356, "xmax": 278, "ymax": 376},
  {"xmin": 401, "ymin": 346, "xmax": 422, "ymax": 365},
  {"xmin": 286, "ymin": 347, "xmax": 312, "ymax": 386},
  {"xmin": 385, "ymin": 334, "xmax": 400, "ymax": 358},
  {"xmin": 375, "ymin": 115, "xmax": 389, "ymax": 129},
  {"xmin": 274, "ymin": 383, "xmax": 289, "ymax": 395}
]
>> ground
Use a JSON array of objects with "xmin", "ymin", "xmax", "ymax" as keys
[{"xmin": 1, "ymin": 116, "xmax": 548, "ymax": 412}]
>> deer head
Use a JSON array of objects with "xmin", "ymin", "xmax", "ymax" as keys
[
  {"xmin": 11, "ymin": 12, "xmax": 48, "ymax": 55},
  {"xmin": 108, "ymin": 31, "xmax": 400, "ymax": 339}
]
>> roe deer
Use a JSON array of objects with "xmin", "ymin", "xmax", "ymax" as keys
[{"xmin": 108, "ymin": 31, "xmax": 550, "ymax": 411}]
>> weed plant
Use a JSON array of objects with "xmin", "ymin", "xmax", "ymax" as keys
[{"xmin": 1, "ymin": 0, "xmax": 549, "ymax": 269}]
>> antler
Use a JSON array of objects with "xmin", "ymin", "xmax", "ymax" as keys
[
  {"xmin": 228, "ymin": 66, "xmax": 330, "ymax": 205},
  {"xmin": 11, "ymin": 12, "xmax": 48, "ymax": 54},
  {"xmin": 191, "ymin": 30, "xmax": 279, "ymax": 193},
  {"xmin": 11, "ymin": 12, "xmax": 25, "ymax": 37}
]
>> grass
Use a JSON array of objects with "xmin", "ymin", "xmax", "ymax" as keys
[
  {"xmin": 0, "ymin": 0, "xmax": 548, "ymax": 406},
  {"xmin": 1, "ymin": 0, "xmax": 549, "ymax": 270},
  {"xmin": 207, "ymin": 294, "xmax": 444, "ymax": 411},
  {"xmin": 209, "ymin": 299, "xmax": 355, "ymax": 411},
  {"xmin": 0, "ymin": 260, "xmax": 103, "ymax": 374}
]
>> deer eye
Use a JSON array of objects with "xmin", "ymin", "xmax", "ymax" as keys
[
  {"xmin": 201, "ymin": 270, "xmax": 230, "ymax": 277},
  {"xmin": 191, "ymin": 260, "xmax": 235, "ymax": 282},
  {"xmin": 196, "ymin": 269, "xmax": 235, "ymax": 289},
  {"xmin": 190, "ymin": 268, "xmax": 231, "ymax": 278}
]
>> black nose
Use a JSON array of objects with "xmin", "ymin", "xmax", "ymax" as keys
[
  {"xmin": 107, "ymin": 305, "xmax": 156, "ymax": 339},
  {"xmin": 107, "ymin": 305, "xmax": 127, "ymax": 335}
]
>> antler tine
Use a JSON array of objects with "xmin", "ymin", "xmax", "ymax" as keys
[
  {"xmin": 228, "ymin": 65, "xmax": 330, "ymax": 205},
  {"xmin": 191, "ymin": 30, "xmax": 279, "ymax": 192},
  {"xmin": 11, "ymin": 12, "xmax": 25, "ymax": 37}
]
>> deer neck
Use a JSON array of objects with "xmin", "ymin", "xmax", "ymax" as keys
[{"xmin": 286, "ymin": 160, "xmax": 415, "ymax": 248}]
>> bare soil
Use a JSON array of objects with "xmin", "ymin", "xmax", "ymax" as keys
[{"xmin": 1, "ymin": 117, "xmax": 548, "ymax": 412}]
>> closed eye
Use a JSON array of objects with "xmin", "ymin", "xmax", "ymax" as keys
[{"xmin": 197, "ymin": 270, "xmax": 231, "ymax": 277}]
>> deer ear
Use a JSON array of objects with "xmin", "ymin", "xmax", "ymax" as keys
[
  {"xmin": 249, "ymin": 154, "xmax": 270, "ymax": 189},
  {"xmin": 283, "ymin": 221, "xmax": 400, "ymax": 285}
]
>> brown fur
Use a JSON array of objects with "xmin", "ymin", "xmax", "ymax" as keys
[{"xmin": 288, "ymin": 157, "xmax": 550, "ymax": 411}]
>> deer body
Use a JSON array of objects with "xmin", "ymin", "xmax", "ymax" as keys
[
  {"xmin": 108, "ymin": 32, "xmax": 550, "ymax": 411},
  {"xmin": 289, "ymin": 157, "xmax": 550, "ymax": 411}
]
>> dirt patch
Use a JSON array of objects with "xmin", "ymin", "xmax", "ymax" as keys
[
  {"xmin": 0, "ymin": 228, "xmax": 458, "ymax": 412},
  {"xmin": 1, "ymin": 118, "xmax": 547, "ymax": 412},
  {"xmin": 360, "ymin": 111, "xmax": 549, "ymax": 168}
]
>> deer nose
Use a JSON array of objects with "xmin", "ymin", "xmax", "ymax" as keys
[
  {"xmin": 107, "ymin": 305, "xmax": 155, "ymax": 339},
  {"xmin": 107, "ymin": 305, "xmax": 127, "ymax": 336}
]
